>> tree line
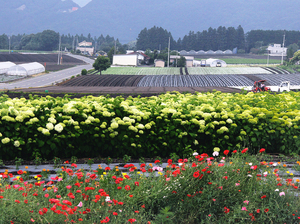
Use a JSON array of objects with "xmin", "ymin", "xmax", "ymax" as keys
[
  {"xmin": 0, "ymin": 31, "xmax": 129, "ymax": 53},
  {"xmin": 136, "ymin": 26, "xmax": 300, "ymax": 53},
  {"xmin": 0, "ymin": 27, "xmax": 300, "ymax": 55}
]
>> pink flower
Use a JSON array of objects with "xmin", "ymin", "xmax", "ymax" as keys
[
  {"xmin": 57, "ymin": 178, "xmax": 63, "ymax": 182},
  {"xmin": 241, "ymin": 207, "xmax": 248, "ymax": 211},
  {"xmin": 77, "ymin": 201, "xmax": 83, "ymax": 207},
  {"xmin": 235, "ymin": 183, "xmax": 240, "ymax": 186},
  {"xmin": 279, "ymin": 192, "xmax": 285, "ymax": 196},
  {"xmin": 243, "ymin": 200, "xmax": 249, "ymax": 205},
  {"xmin": 66, "ymin": 185, "xmax": 72, "ymax": 189},
  {"xmin": 166, "ymin": 178, "xmax": 171, "ymax": 181}
]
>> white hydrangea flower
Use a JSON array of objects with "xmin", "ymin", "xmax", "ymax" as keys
[
  {"xmin": 54, "ymin": 124, "xmax": 63, "ymax": 133},
  {"xmin": 14, "ymin": 140, "xmax": 20, "ymax": 147},
  {"xmin": 48, "ymin": 117, "xmax": 57, "ymax": 124},
  {"xmin": 46, "ymin": 123, "xmax": 54, "ymax": 130},
  {"xmin": 1, "ymin": 137, "xmax": 10, "ymax": 144}
]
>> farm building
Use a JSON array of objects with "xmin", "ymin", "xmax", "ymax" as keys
[
  {"xmin": 0, "ymin": 61, "xmax": 16, "ymax": 74},
  {"xmin": 77, "ymin": 41, "xmax": 94, "ymax": 55},
  {"xmin": 128, "ymin": 52, "xmax": 151, "ymax": 64},
  {"xmin": 202, "ymin": 58, "xmax": 227, "ymax": 67},
  {"xmin": 155, "ymin": 59, "xmax": 165, "ymax": 67},
  {"xmin": 113, "ymin": 54, "xmax": 138, "ymax": 66},
  {"xmin": 6, "ymin": 62, "xmax": 45, "ymax": 76},
  {"xmin": 267, "ymin": 44, "xmax": 287, "ymax": 56}
]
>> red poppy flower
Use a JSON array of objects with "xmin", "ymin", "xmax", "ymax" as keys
[
  {"xmin": 128, "ymin": 219, "xmax": 137, "ymax": 223},
  {"xmin": 113, "ymin": 212, "xmax": 118, "ymax": 215},
  {"xmin": 15, "ymin": 200, "xmax": 20, "ymax": 203},
  {"xmin": 223, "ymin": 150, "xmax": 229, "ymax": 155},
  {"xmin": 261, "ymin": 195, "xmax": 266, "ymax": 199},
  {"xmin": 134, "ymin": 181, "xmax": 139, "ymax": 186},
  {"xmin": 259, "ymin": 148, "xmax": 265, "ymax": 153},
  {"xmin": 241, "ymin": 148, "xmax": 248, "ymax": 153},
  {"xmin": 264, "ymin": 208, "xmax": 269, "ymax": 213},
  {"xmin": 232, "ymin": 150, "xmax": 237, "ymax": 153},
  {"xmin": 224, "ymin": 207, "xmax": 230, "ymax": 214},
  {"xmin": 17, "ymin": 170, "xmax": 23, "ymax": 175},
  {"xmin": 256, "ymin": 209, "xmax": 260, "ymax": 213},
  {"xmin": 154, "ymin": 160, "xmax": 160, "ymax": 164},
  {"xmin": 125, "ymin": 185, "xmax": 131, "ymax": 191},
  {"xmin": 193, "ymin": 172, "xmax": 200, "ymax": 178},
  {"xmin": 100, "ymin": 216, "xmax": 110, "ymax": 223}
]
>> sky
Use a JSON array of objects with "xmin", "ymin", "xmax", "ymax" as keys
[{"xmin": 72, "ymin": 0, "xmax": 92, "ymax": 7}]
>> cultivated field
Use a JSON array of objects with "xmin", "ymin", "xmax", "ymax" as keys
[{"xmin": 98, "ymin": 66, "xmax": 288, "ymax": 75}]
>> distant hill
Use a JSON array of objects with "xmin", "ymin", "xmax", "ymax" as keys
[{"xmin": 1, "ymin": 0, "xmax": 299, "ymax": 43}]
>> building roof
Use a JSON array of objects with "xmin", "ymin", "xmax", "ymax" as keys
[{"xmin": 128, "ymin": 52, "xmax": 150, "ymax": 59}]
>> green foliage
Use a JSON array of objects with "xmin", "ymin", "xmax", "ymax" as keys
[
  {"xmin": 81, "ymin": 69, "xmax": 87, "ymax": 76},
  {"xmin": 177, "ymin": 56, "xmax": 186, "ymax": 67},
  {"xmin": 93, "ymin": 56, "xmax": 111, "ymax": 75},
  {"xmin": 2, "ymin": 92, "xmax": 300, "ymax": 160}
]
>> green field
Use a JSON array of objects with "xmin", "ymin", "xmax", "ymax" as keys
[{"xmin": 195, "ymin": 58, "xmax": 282, "ymax": 64}]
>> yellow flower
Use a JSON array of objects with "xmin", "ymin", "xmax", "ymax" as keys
[
  {"xmin": 103, "ymin": 172, "xmax": 107, "ymax": 175},
  {"xmin": 137, "ymin": 172, "xmax": 141, "ymax": 175},
  {"xmin": 296, "ymin": 179, "xmax": 300, "ymax": 182},
  {"xmin": 16, "ymin": 176, "xmax": 20, "ymax": 180},
  {"xmin": 286, "ymin": 171, "xmax": 290, "ymax": 174},
  {"xmin": 290, "ymin": 173, "xmax": 294, "ymax": 176},
  {"xmin": 43, "ymin": 169, "xmax": 46, "ymax": 172},
  {"xmin": 158, "ymin": 172, "xmax": 163, "ymax": 176},
  {"xmin": 25, "ymin": 166, "xmax": 28, "ymax": 169},
  {"xmin": 47, "ymin": 187, "xmax": 52, "ymax": 191}
]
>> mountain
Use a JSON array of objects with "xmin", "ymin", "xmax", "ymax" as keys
[{"xmin": 1, "ymin": 0, "xmax": 299, "ymax": 43}]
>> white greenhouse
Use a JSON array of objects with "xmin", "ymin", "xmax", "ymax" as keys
[
  {"xmin": 6, "ymin": 62, "xmax": 45, "ymax": 76},
  {"xmin": 0, "ymin": 61, "xmax": 16, "ymax": 74},
  {"xmin": 204, "ymin": 58, "xmax": 227, "ymax": 67}
]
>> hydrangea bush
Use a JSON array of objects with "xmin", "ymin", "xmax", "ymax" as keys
[{"xmin": 1, "ymin": 91, "xmax": 300, "ymax": 160}]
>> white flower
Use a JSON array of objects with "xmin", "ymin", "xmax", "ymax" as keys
[
  {"xmin": 212, "ymin": 151, "xmax": 219, "ymax": 157},
  {"xmin": 193, "ymin": 152, "xmax": 199, "ymax": 156},
  {"xmin": 1, "ymin": 137, "xmax": 10, "ymax": 144},
  {"xmin": 248, "ymin": 163, "xmax": 252, "ymax": 166},
  {"xmin": 272, "ymin": 163, "xmax": 278, "ymax": 167},
  {"xmin": 275, "ymin": 189, "xmax": 279, "ymax": 191},
  {"xmin": 247, "ymin": 175, "xmax": 253, "ymax": 177},
  {"xmin": 105, "ymin": 196, "xmax": 111, "ymax": 202},
  {"xmin": 46, "ymin": 123, "xmax": 54, "ymax": 130},
  {"xmin": 14, "ymin": 140, "xmax": 20, "ymax": 147},
  {"xmin": 263, "ymin": 171, "xmax": 268, "ymax": 175},
  {"xmin": 54, "ymin": 124, "xmax": 63, "ymax": 133}
]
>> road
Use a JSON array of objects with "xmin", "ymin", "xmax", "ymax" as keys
[{"xmin": 0, "ymin": 54, "xmax": 94, "ymax": 90}]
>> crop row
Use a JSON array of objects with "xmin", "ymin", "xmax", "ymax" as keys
[
  {"xmin": 100, "ymin": 66, "xmax": 288, "ymax": 75},
  {"xmin": 1, "ymin": 92, "xmax": 300, "ymax": 160},
  {"xmin": 62, "ymin": 73, "xmax": 300, "ymax": 87}
]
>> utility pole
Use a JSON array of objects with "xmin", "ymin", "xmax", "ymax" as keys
[
  {"xmin": 72, "ymin": 36, "xmax": 75, "ymax": 52},
  {"xmin": 57, "ymin": 34, "xmax": 61, "ymax": 65},
  {"xmin": 114, "ymin": 40, "xmax": 116, "ymax": 55},
  {"xmin": 167, "ymin": 37, "xmax": 170, "ymax": 67},
  {"xmin": 281, "ymin": 32, "xmax": 286, "ymax": 64},
  {"xmin": 8, "ymin": 36, "xmax": 11, "ymax": 54}
]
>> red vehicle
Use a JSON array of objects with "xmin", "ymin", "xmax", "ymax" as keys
[{"xmin": 252, "ymin": 80, "xmax": 270, "ymax": 92}]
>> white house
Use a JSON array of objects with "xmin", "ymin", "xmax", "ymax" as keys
[
  {"xmin": 113, "ymin": 54, "xmax": 138, "ymax": 66},
  {"xmin": 267, "ymin": 44, "xmax": 287, "ymax": 56}
]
